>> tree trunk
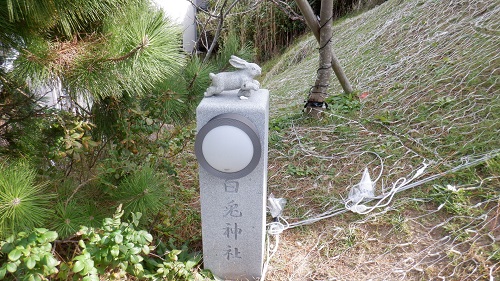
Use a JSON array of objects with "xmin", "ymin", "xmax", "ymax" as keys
[
  {"xmin": 295, "ymin": 0, "xmax": 354, "ymax": 115},
  {"xmin": 303, "ymin": 0, "xmax": 333, "ymax": 117}
]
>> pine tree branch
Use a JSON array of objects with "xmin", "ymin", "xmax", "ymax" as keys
[
  {"xmin": 107, "ymin": 35, "xmax": 150, "ymax": 63},
  {"xmin": 0, "ymin": 75, "xmax": 30, "ymax": 98}
]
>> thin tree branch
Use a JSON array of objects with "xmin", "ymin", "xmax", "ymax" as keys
[
  {"xmin": 202, "ymin": 0, "xmax": 244, "ymax": 63},
  {"xmin": 269, "ymin": 0, "xmax": 304, "ymax": 21},
  {"xmin": 186, "ymin": 0, "xmax": 221, "ymax": 18},
  {"xmin": 203, "ymin": 0, "xmax": 228, "ymax": 63},
  {"xmin": 65, "ymin": 177, "xmax": 98, "ymax": 207}
]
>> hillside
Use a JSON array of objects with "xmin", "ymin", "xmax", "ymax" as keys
[{"xmin": 260, "ymin": 0, "xmax": 499, "ymax": 279}]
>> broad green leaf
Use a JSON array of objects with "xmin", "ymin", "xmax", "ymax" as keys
[
  {"xmin": 28, "ymin": 274, "xmax": 42, "ymax": 281},
  {"xmin": 0, "ymin": 266, "xmax": 6, "ymax": 279},
  {"xmin": 133, "ymin": 263, "xmax": 144, "ymax": 275},
  {"xmin": 5, "ymin": 235, "xmax": 15, "ymax": 243},
  {"xmin": 73, "ymin": 260, "xmax": 84, "ymax": 273},
  {"xmin": 85, "ymin": 274, "xmax": 100, "ymax": 281},
  {"xmin": 84, "ymin": 258, "xmax": 94, "ymax": 270},
  {"xmin": 144, "ymin": 233, "xmax": 153, "ymax": 243},
  {"xmin": 110, "ymin": 245, "xmax": 119, "ymax": 257},
  {"xmin": 21, "ymin": 248, "xmax": 30, "ymax": 256},
  {"xmin": 130, "ymin": 254, "xmax": 142, "ymax": 264},
  {"xmin": 185, "ymin": 260, "xmax": 197, "ymax": 270},
  {"xmin": 34, "ymin": 228, "xmax": 48, "ymax": 234},
  {"xmin": 78, "ymin": 240, "xmax": 86, "ymax": 249},
  {"xmin": 130, "ymin": 247, "xmax": 141, "ymax": 255},
  {"xmin": 27, "ymin": 233, "xmax": 38, "ymax": 244},
  {"xmin": 142, "ymin": 245, "xmax": 150, "ymax": 255},
  {"xmin": 71, "ymin": 132, "xmax": 84, "ymax": 139},
  {"xmin": 114, "ymin": 234, "xmax": 123, "ymax": 244},
  {"xmin": 44, "ymin": 255, "xmax": 59, "ymax": 267},
  {"xmin": 25, "ymin": 256, "xmax": 36, "ymax": 269},
  {"xmin": 6, "ymin": 262, "xmax": 17, "ymax": 273},
  {"xmin": 100, "ymin": 235, "xmax": 110, "ymax": 244},
  {"xmin": 8, "ymin": 249, "xmax": 22, "ymax": 261},
  {"xmin": 1, "ymin": 242, "xmax": 14, "ymax": 253},
  {"xmin": 43, "ymin": 231, "xmax": 58, "ymax": 242}
]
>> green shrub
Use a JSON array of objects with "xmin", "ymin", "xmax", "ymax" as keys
[
  {"xmin": 0, "ymin": 228, "xmax": 59, "ymax": 280},
  {"xmin": 0, "ymin": 208, "xmax": 210, "ymax": 280},
  {"xmin": 0, "ymin": 161, "xmax": 54, "ymax": 237},
  {"xmin": 69, "ymin": 205, "xmax": 153, "ymax": 280}
]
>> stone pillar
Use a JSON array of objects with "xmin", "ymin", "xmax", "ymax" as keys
[{"xmin": 195, "ymin": 89, "xmax": 269, "ymax": 280}]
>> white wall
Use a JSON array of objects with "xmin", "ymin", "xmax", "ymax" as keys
[{"xmin": 153, "ymin": 0, "xmax": 197, "ymax": 53}]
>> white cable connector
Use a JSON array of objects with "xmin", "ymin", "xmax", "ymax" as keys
[
  {"xmin": 268, "ymin": 193, "xmax": 287, "ymax": 219},
  {"xmin": 348, "ymin": 167, "xmax": 375, "ymax": 204}
]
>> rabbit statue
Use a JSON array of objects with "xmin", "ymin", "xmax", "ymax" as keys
[{"xmin": 204, "ymin": 55, "xmax": 261, "ymax": 97}]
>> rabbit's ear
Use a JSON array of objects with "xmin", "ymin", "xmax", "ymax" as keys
[
  {"xmin": 230, "ymin": 55, "xmax": 248, "ymax": 63},
  {"xmin": 229, "ymin": 58, "xmax": 247, "ymax": 69}
]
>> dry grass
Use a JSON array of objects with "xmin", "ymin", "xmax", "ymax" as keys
[{"xmin": 258, "ymin": 0, "xmax": 499, "ymax": 279}]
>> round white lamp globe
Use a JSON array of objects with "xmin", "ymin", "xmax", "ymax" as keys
[{"xmin": 201, "ymin": 125, "xmax": 254, "ymax": 173}]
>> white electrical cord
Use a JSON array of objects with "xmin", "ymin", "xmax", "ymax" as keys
[
  {"xmin": 261, "ymin": 219, "xmax": 287, "ymax": 281},
  {"xmin": 261, "ymin": 196, "xmax": 289, "ymax": 280},
  {"xmin": 283, "ymin": 149, "xmax": 500, "ymax": 229},
  {"xmin": 346, "ymin": 159, "xmax": 430, "ymax": 214},
  {"xmin": 260, "ymin": 149, "xmax": 500, "ymax": 278}
]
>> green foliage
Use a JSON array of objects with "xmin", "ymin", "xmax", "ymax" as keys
[
  {"xmin": 433, "ymin": 96, "xmax": 455, "ymax": 109},
  {"xmin": 485, "ymin": 156, "xmax": 500, "ymax": 177},
  {"xmin": 0, "ymin": 161, "xmax": 54, "ymax": 237},
  {"xmin": 325, "ymin": 92, "xmax": 361, "ymax": 114},
  {"xmin": 287, "ymin": 164, "xmax": 314, "ymax": 177},
  {"xmin": 71, "ymin": 206, "xmax": 152, "ymax": 279},
  {"xmin": 220, "ymin": 0, "xmax": 307, "ymax": 62},
  {"xmin": 51, "ymin": 116, "xmax": 99, "ymax": 162},
  {"xmin": 0, "ymin": 228, "xmax": 59, "ymax": 280},
  {"xmin": 67, "ymin": 206, "xmax": 209, "ymax": 280},
  {"xmin": 143, "ymin": 244, "xmax": 211, "ymax": 281},
  {"xmin": 94, "ymin": 105, "xmax": 186, "ymax": 183},
  {"xmin": 112, "ymin": 166, "xmax": 169, "ymax": 219},
  {"xmin": 1, "ymin": 2, "xmax": 208, "ymax": 280},
  {"xmin": 0, "ymin": 209, "xmax": 208, "ymax": 281},
  {"xmin": 76, "ymin": 1, "xmax": 185, "ymax": 99},
  {"xmin": 5, "ymin": 0, "xmax": 184, "ymax": 100},
  {"xmin": 215, "ymin": 31, "xmax": 255, "ymax": 70},
  {"xmin": 0, "ymin": 107, "xmax": 63, "ymax": 170},
  {"xmin": 145, "ymin": 55, "xmax": 215, "ymax": 125},
  {"xmin": 489, "ymin": 243, "xmax": 500, "ymax": 262},
  {"xmin": 2, "ymin": 0, "xmax": 128, "ymax": 39},
  {"xmin": 50, "ymin": 201, "xmax": 87, "ymax": 239},
  {"xmin": 269, "ymin": 114, "xmax": 300, "ymax": 132},
  {"xmin": 428, "ymin": 184, "xmax": 479, "ymax": 216}
]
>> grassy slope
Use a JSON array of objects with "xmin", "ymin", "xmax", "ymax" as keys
[{"xmin": 260, "ymin": 0, "xmax": 499, "ymax": 279}]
